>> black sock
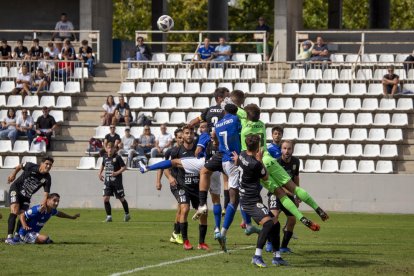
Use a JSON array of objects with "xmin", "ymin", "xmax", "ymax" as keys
[
  {"xmin": 199, "ymin": 191, "xmax": 208, "ymax": 206},
  {"xmin": 199, "ymin": 224, "xmax": 207, "ymax": 244},
  {"xmin": 121, "ymin": 200, "xmax": 129, "ymax": 214},
  {"xmin": 174, "ymin": 223, "xmax": 180, "ymax": 234},
  {"xmin": 224, "ymin": 190, "xmax": 230, "ymax": 209},
  {"xmin": 257, "ymin": 220, "xmax": 273, "ymax": 249},
  {"xmin": 15, "ymin": 219, "xmax": 22, "ymax": 235},
  {"xmin": 104, "ymin": 201, "xmax": 111, "ymax": 216},
  {"xmin": 7, "ymin": 213, "xmax": 17, "ymax": 236},
  {"xmin": 180, "ymin": 222, "xmax": 188, "ymax": 241},
  {"xmin": 281, "ymin": 230, "xmax": 293, "ymax": 248},
  {"xmin": 269, "ymin": 221, "xmax": 281, "ymax": 252}
]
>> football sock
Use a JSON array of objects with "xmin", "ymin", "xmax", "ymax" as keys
[
  {"xmin": 174, "ymin": 223, "xmax": 180, "ymax": 234},
  {"xmin": 269, "ymin": 221, "xmax": 281, "ymax": 252},
  {"xmin": 257, "ymin": 220, "xmax": 273, "ymax": 250},
  {"xmin": 147, "ymin": 160, "xmax": 172, "ymax": 171},
  {"xmin": 282, "ymin": 231, "xmax": 293, "ymax": 248},
  {"xmin": 7, "ymin": 213, "xmax": 17, "ymax": 236},
  {"xmin": 255, "ymin": 248, "xmax": 263, "ymax": 256},
  {"xmin": 221, "ymin": 203, "xmax": 237, "ymax": 235},
  {"xmin": 223, "ymin": 190, "xmax": 230, "ymax": 209},
  {"xmin": 279, "ymin": 195, "xmax": 304, "ymax": 221},
  {"xmin": 213, "ymin": 204, "xmax": 222, "ymax": 229},
  {"xmin": 180, "ymin": 222, "xmax": 188, "ymax": 241},
  {"xmin": 199, "ymin": 224, "xmax": 207, "ymax": 244},
  {"xmin": 240, "ymin": 208, "xmax": 252, "ymax": 225},
  {"xmin": 121, "ymin": 200, "xmax": 129, "ymax": 214},
  {"xmin": 294, "ymin": 186, "xmax": 319, "ymax": 210},
  {"xmin": 104, "ymin": 201, "xmax": 112, "ymax": 216},
  {"xmin": 199, "ymin": 191, "xmax": 208, "ymax": 206}
]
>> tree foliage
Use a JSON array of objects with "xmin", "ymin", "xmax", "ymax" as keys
[{"xmin": 113, "ymin": 0, "xmax": 151, "ymax": 40}]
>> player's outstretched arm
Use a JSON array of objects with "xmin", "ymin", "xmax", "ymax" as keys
[
  {"xmin": 19, "ymin": 212, "xmax": 31, "ymax": 231},
  {"xmin": 7, "ymin": 163, "xmax": 23, "ymax": 183},
  {"xmin": 56, "ymin": 211, "xmax": 80, "ymax": 220}
]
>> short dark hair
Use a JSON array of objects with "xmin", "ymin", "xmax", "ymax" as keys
[
  {"xmin": 224, "ymin": 103, "xmax": 238, "ymax": 115},
  {"xmin": 137, "ymin": 36, "xmax": 144, "ymax": 41},
  {"xmin": 214, "ymin": 87, "xmax": 229, "ymax": 101},
  {"xmin": 33, "ymin": 38, "xmax": 39, "ymax": 43},
  {"xmin": 41, "ymin": 156, "xmax": 54, "ymax": 164},
  {"xmin": 17, "ymin": 39, "xmax": 23, "ymax": 44},
  {"xmin": 81, "ymin": 40, "xmax": 88, "ymax": 45},
  {"xmin": 182, "ymin": 124, "xmax": 194, "ymax": 132},
  {"xmin": 245, "ymin": 134, "xmax": 261, "ymax": 152},
  {"xmin": 48, "ymin": 193, "xmax": 60, "ymax": 199},
  {"xmin": 272, "ymin": 126, "xmax": 284, "ymax": 135},
  {"xmin": 61, "ymin": 13, "xmax": 67, "ymax": 16},
  {"xmin": 230, "ymin": 90, "xmax": 245, "ymax": 106},
  {"xmin": 1, "ymin": 39, "xmax": 7, "ymax": 44},
  {"xmin": 244, "ymin": 104, "xmax": 260, "ymax": 122},
  {"xmin": 174, "ymin": 128, "xmax": 183, "ymax": 137}
]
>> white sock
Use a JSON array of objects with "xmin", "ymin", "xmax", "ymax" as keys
[
  {"xmin": 220, "ymin": 228, "xmax": 227, "ymax": 237},
  {"xmin": 273, "ymin": 251, "xmax": 281, "ymax": 258},
  {"xmin": 214, "ymin": 227, "xmax": 220, "ymax": 233},
  {"xmin": 255, "ymin": 248, "xmax": 262, "ymax": 256},
  {"xmin": 107, "ymin": 215, "xmax": 112, "ymax": 218},
  {"xmin": 245, "ymin": 224, "xmax": 252, "ymax": 231},
  {"xmin": 7, "ymin": 234, "xmax": 12, "ymax": 239}
]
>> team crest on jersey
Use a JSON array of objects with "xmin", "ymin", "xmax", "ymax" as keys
[
  {"xmin": 270, "ymin": 195, "xmax": 276, "ymax": 201},
  {"xmin": 178, "ymin": 189, "xmax": 185, "ymax": 196},
  {"xmin": 256, "ymin": 203, "xmax": 264, "ymax": 208},
  {"xmin": 10, "ymin": 191, "xmax": 16, "ymax": 196},
  {"xmin": 27, "ymin": 209, "xmax": 33, "ymax": 215},
  {"xmin": 40, "ymin": 178, "xmax": 46, "ymax": 183}
]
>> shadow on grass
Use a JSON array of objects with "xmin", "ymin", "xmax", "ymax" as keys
[
  {"xmin": 300, "ymin": 249, "xmax": 383, "ymax": 256},
  {"xmin": 291, "ymin": 257, "xmax": 381, "ymax": 268}
]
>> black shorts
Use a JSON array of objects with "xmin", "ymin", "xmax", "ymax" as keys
[
  {"xmin": 204, "ymin": 152, "xmax": 223, "ymax": 172},
  {"xmin": 241, "ymin": 199, "xmax": 273, "ymax": 225},
  {"xmin": 268, "ymin": 193, "xmax": 294, "ymax": 217},
  {"xmin": 170, "ymin": 184, "xmax": 199, "ymax": 209},
  {"xmin": 103, "ymin": 182, "xmax": 125, "ymax": 199},
  {"xmin": 9, "ymin": 184, "xmax": 31, "ymax": 211}
]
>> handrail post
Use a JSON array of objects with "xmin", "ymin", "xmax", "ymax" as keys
[{"xmin": 361, "ymin": 32, "xmax": 365, "ymax": 55}]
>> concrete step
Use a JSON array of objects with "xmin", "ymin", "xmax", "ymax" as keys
[
  {"xmin": 397, "ymin": 160, "xmax": 414, "ymax": 173},
  {"xmin": 84, "ymin": 79, "xmax": 121, "ymax": 92}
]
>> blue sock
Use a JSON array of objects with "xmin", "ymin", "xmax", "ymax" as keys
[
  {"xmin": 223, "ymin": 203, "xmax": 237, "ymax": 230},
  {"xmin": 213, "ymin": 204, "xmax": 222, "ymax": 229},
  {"xmin": 240, "ymin": 208, "xmax": 252, "ymax": 225},
  {"xmin": 147, "ymin": 160, "xmax": 172, "ymax": 171}
]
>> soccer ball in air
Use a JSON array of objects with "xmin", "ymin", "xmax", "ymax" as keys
[{"xmin": 157, "ymin": 15, "xmax": 174, "ymax": 32}]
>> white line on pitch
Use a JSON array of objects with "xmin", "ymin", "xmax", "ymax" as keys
[{"xmin": 110, "ymin": 245, "xmax": 254, "ymax": 276}]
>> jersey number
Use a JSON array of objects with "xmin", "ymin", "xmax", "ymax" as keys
[{"xmin": 219, "ymin": 131, "xmax": 229, "ymax": 150}]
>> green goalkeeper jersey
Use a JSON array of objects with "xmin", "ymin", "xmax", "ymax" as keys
[{"xmin": 237, "ymin": 107, "xmax": 267, "ymax": 152}]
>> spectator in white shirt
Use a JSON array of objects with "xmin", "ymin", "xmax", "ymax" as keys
[
  {"xmin": 150, "ymin": 124, "xmax": 173, "ymax": 157},
  {"xmin": 118, "ymin": 127, "xmax": 139, "ymax": 167},
  {"xmin": 52, "ymin": 13, "xmax": 77, "ymax": 42},
  {"xmin": 101, "ymin": 95, "xmax": 117, "ymax": 126},
  {"xmin": 0, "ymin": 108, "xmax": 18, "ymax": 146},
  {"xmin": 45, "ymin": 42, "xmax": 60, "ymax": 60},
  {"xmin": 16, "ymin": 108, "xmax": 36, "ymax": 145},
  {"xmin": 11, "ymin": 65, "xmax": 32, "ymax": 96}
]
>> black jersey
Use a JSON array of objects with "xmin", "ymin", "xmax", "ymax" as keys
[
  {"xmin": 0, "ymin": 45, "xmax": 11, "ymax": 57},
  {"xmin": 170, "ymin": 143, "xmax": 199, "ymax": 186},
  {"xmin": 105, "ymin": 133, "xmax": 121, "ymax": 144},
  {"xmin": 102, "ymin": 154, "xmax": 125, "ymax": 185},
  {"xmin": 237, "ymin": 151, "xmax": 267, "ymax": 204},
  {"xmin": 13, "ymin": 162, "xmax": 51, "ymax": 198},
  {"xmin": 205, "ymin": 140, "xmax": 218, "ymax": 160},
  {"xmin": 14, "ymin": 46, "xmax": 28, "ymax": 58},
  {"xmin": 277, "ymin": 156, "xmax": 300, "ymax": 180},
  {"xmin": 200, "ymin": 105, "xmax": 224, "ymax": 129}
]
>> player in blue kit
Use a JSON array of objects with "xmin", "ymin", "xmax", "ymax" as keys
[
  {"xmin": 267, "ymin": 127, "xmax": 283, "ymax": 159},
  {"xmin": 18, "ymin": 193, "xmax": 80, "ymax": 244}
]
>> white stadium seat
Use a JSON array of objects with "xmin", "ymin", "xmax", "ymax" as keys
[
  {"xmin": 350, "ymin": 83, "xmax": 367, "ymax": 95},
  {"xmin": 322, "ymin": 69, "xmax": 339, "ymax": 80},
  {"xmin": 344, "ymin": 98, "xmax": 361, "ymax": 110},
  {"xmin": 64, "ymin": 81, "xmax": 81, "ymax": 93},
  {"xmin": 128, "ymin": 97, "xmax": 144, "ymax": 109},
  {"xmin": 169, "ymin": 112, "xmax": 186, "ymax": 124},
  {"xmin": 175, "ymin": 68, "xmax": 191, "ymax": 80},
  {"xmin": 288, "ymin": 112, "xmax": 304, "ymax": 124},
  {"xmin": 328, "ymin": 144, "xmax": 345, "ymax": 157},
  {"xmin": 49, "ymin": 81, "xmax": 65, "ymax": 93},
  {"xmin": 39, "ymin": 95, "xmax": 56, "ymax": 108},
  {"xmin": 208, "ymin": 68, "xmax": 224, "ymax": 80},
  {"xmin": 345, "ymin": 54, "xmax": 359, "ymax": 63},
  {"xmin": 356, "ymin": 69, "xmax": 373, "ymax": 80},
  {"xmin": 332, "ymin": 128, "xmax": 350, "ymax": 141},
  {"xmin": 201, "ymin": 82, "xmax": 216, "ymax": 94},
  {"xmin": 0, "ymin": 95, "xmax": 6, "ymax": 106},
  {"xmin": 310, "ymin": 98, "xmax": 327, "ymax": 110},
  {"xmin": 95, "ymin": 157, "xmax": 103, "ymax": 170},
  {"xmin": 152, "ymin": 82, "xmax": 168, "ymax": 94},
  {"xmin": 234, "ymin": 82, "xmax": 250, "ymax": 93},
  {"xmin": 306, "ymin": 69, "xmax": 322, "ymax": 80},
  {"xmin": 283, "ymin": 83, "xmax": 299, "ymax": 95},
  {"xmin": 224, "ymin": 68, "xmax": 240, "ymax": 80},
  {"xmin": 270, "ymin": 112, "xmax": 287, "ymax": 125},
  {"xmin": 136, "ymin": 82, "xmax": 152, "ymax": 94},
  {"xmin": 8, "ymin": 67, "xmax": 18, "ymax": 78},
  {"xmin": 168, "ymin": 82, "xmax": 184, "ymax": 94},
  {"xmin": 309, "ymin": 143, "xmax": 327, "ymax": 156},
  {"xmin": 184, "ymin": 82, "xmax": 201, "ymax": 94},
  {"xmin": 160, "ymin": 97, "xmax": 177, "ymax": 109},
  {"xmin": 379, "ymin": 98, "xmax": 396, "ymax": 110},
  {"xmin": 94, "ymin": 126, "xmax": 109, "ymax": 139},
  {"xmin": 321, "ymin": 113, "xmax": 338, "ymax": 125},
  {"xmin": 373, "ymin": 113, "xmax": 390, "ymax": 126},
  {"xmin": 282, "ymin": 128, "xmax": 298, "ymax": 140},
  {"xmin": 244, "ymin": 97, "xmax": 260, "ymax": 106},
  {"xmin": 127, "ymin": 68, "xmax": 143, "ymax": 80},
  {"xmin": 167, "ymin": 53, "xmax": 182, "ymax": 64},
  {"xmin": 260, "ymin": 112, "xmax": 270, "ymax": 123},
  {"xmin": 144, "ymin": 97, "xmax": 160, "ymax": 109},
  {"xmin": 350, "ymin": 128, "xmax": 368, "ymax": 141},
  {"xmin": 22, "ymin": 156, "xmax": 37, "ymax": 164},
  {"xmin": 315, "ymin": 128, "xmax": 332, "ymax": 141},
  {"xmin": 368, "ymin": 129, "xmax": 385, "ymax": 141},
  {"xmin": 378, "ymin": 54, "xmax": 394, "ymax": 63},
  {"xmin": 316, "ymin": 83, "xmax": 333, "ymax": 95},
  {"xmin": 194, "ymin": 97, "xmax": 210, "ymax": 109},
  {"xmin": 159, "ymin": 68, "xmax": 175, "ymax": 80},
  {"xmin": 373, "ymin": 69, "xmax": 387, "ymax": 80},
  {"xmin": 345, "ymin": 144, "xmax": 363, "ymax": 157},
  {"xmin": 55, "ymin": 96, "xmax": 72, "ymax": 109},
  {"xmin": 50, "ymin": 110, "xmax": 64, "ymax": 123},
  {"xmin": 375, "ymin": 161, "xmax": 393, "ymax": 173},
  {"xmin": 0, "ymin": 67, "xmax": 8, "ymax": 78},
  {"xmin": 277, "ymin": 98, "xmax": 293, "ymax": 110},
  {"xmin": 298, "ymin": 128, "xmax": 315, "ymax": 141},
  {"xmin": 177, "ymin": 97, "xmax": 193, "ymax": 109},
  {"xmin": 241, "ymin": 68, "xmax": 257, "ymax": 80},
  {"xmin": 152, "ymin": 53, "xmax": 166, "ymax": 62},
  {"xmin": 303, "ymin": 159, "xmax": 321, "ymax": 173},
  {"xmin": 232, "ymin": 53, "xmax": 246, "ymax": 62},
  {"xmin": 247, "ymin": 53, "xmax": 262, "ymax": 64},
  {"xmin": 22, "ymin": 95, "xmax": 39, "ymax": 108},
  {"xmin": 327, "ymin": 98, "xmax": 344, "ymax": 110},
  {"xmin": 0, "ymin": 81, "xmax": 15, "ymax": 93},
  {"xmin": 361, "ymin": 98, "xmax": 378, "ymax": 111},
  {"xmin": 153, "ymin": 112, "xmax": 169, "ymax": 123},
  {"xmin": 293, "ymin": 143, "xmax": 310, "ymax": 157},
  {"xmin": 363, "ymin": 144, "xmax": 380, "ymax": 157},
  {"xmin": 396, "ymin": 98, "xmax": 413, "ymax": 110},
  {"xmin": 3, "ymin": 156, "xmax": 19, "ymax": 169},
  {"xmin": 362, "ymin": 54, "xmax": 377, "ymax": 63},
  {"xmin": 357, "ymin": 160, "xmax": 375, "ymax": 173},
  {"xmin": 300, "ymin": 83, "xmax": 316, "ymax": 95},
  {"xmin": 293, "ymin": 98, "xmax": 310, "ymax": 110},
  {"xmin": 289, "ymin": 68, "xmax": 305, "ymax": 80},
  {"xmin": 77, "ymin": 157, "xmax": 96, "ymax": 170},
  {"xmin": 367, "ymin": 83, "xmax": 383, "ymax": 95},
  {"xmin": 339, "ymin": 160, "xmax": 357, "ymax": 173},
  {"xmin": 321, "ymin": 160, "xmax": 339, "ymax": 173},
  {"xmin": 333, "ymin": 83, "xmax": 350, "ymax": 95},
  {"xmin": 7, "ymin": 95, "xmax": 22, "ymax": 107},
  {"xmin": 12, "ymin": 140, "xmax": 29, "ymax": 153},
  {"xmin": 143, "ymin": 68, "xmax": 159, "ymax": 80},
  {"xmin": 267, "ymin": 83, "xmax": 282, "ymax": 95},
  {"xmin": 187, "ymin": 112, "xmax": 200, "ymax": 122},
  {"xmin": 391, "ymin": 114, "xmax": 408, "ymax": 126},
  {"xmin": 338, "ymin": 113, "xmax": 355, "ymax": 125},
  {"xmin": 304, "ymin": 113, "xmax": 321, "ymax": 125},
  {"xmin": 339, "ymin": 69, "xmax": 354, "ymax": 80},
  {"xmin": 355, "ymin": 113, "xmax": 373, "ymax": 126},
  {"xmin": 250, "ymin": 83, "xmax": 266, "ymax": 94},
  {"xmin": 218, "ymin": 82, "xmax": 233, "ymax": 92},
  {"xmin": 385, "ymin": 129, "xmax": 403, "ymax": 142}
]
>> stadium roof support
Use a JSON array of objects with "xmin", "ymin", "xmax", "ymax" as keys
[{"xmin": 208, "ymin": 0, "xmax": 229, "ymax": 41}]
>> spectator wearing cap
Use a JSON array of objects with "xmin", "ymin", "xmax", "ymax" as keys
[
  {"xmin": 297, "ymin": 40, "xmax": 314, "ymax": 61},
  {"xmin": 0, "ymin": 39, "xmax": 12, "ymax": 60},
  {"xmin": 382, "ymin": 65, "xmax": 400, "ymax": 97},
  {"xmin": 150, "ymin": 124, "xmax": 173, "ymax": 158},
  {"xmin": 35, "ymin": 107, "xmax": 57, "ymax": 150},
  {"xmin": 103, "ymin": 125, "xmax": 121, "ymax": 149},
  {"xmin": 137, "ymin": 126, "xmax": 155, "ymax": 156},
  {"xmin": 16, "ymin": 108, "xmax": 36, "ymax": 145},
  {"xmin": 118, "ymin": 127, "xmax": 139, "ymax": 167}
]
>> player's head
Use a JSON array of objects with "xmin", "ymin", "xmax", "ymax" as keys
[
  {"xmin": 174, "ymin": 128, "xmax": 184, "ymax": 146},
  {"xmin": 230, "ymin": 90, "xmax": 245, "ymax": 107},
  {"xmin": 182, "ymin": 125, "xmax": 195, "ymax": 144},
  {"xmin": 224, "ymin": 103, "xmax": 238, "ymax": 115},
  {"xmin": 214, "ymin": 87, "xmax": 230, "ymax": 104},
  {"xmin": 47, "ymin": 193, "xmax": 61, "ymax": 209},
  {"xmin": 105, "ymin": 142, "xmax": 116, "ymax": 156},
  {"xmin": 272, "ymin": 126, "xmax": 284, "ymax": 145},
  {"xmin": 281, "ymin": 140, "xmax": 294, "ymax": 160},
  {"xmin": 244, "ymin": 103, "xmax": 261, "ymax": 122},
  {"xmin": 40, "ymin": 156, "xmax": 54, "ymax": 174},
  {"xmin": 199, "ymin": 121, "xmax": 208, "ymax": 134},
  {"xmin": 245, "ymin": 134, "xmax": 261, "ymax": 153}
]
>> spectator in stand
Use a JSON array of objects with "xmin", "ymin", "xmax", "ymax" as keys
[
  {"xmin": 29, "ymin": 38, "xmax": 44, "ymax": 60},
  {"xmin": 78, "ymin": 40, "xmax": 95, "ymax": 77},
  {"xmin": 101, "ymin": 95, "xmax": 117, "ymax": 126},
  {"xmin": 36, "ymin": 107, "xmax": 58, "ymax": 150},
  {"xmin": 213, "ymin": 37, "xmax": 232, "ymax": 63},
  {"xmin": 45, "ymin": 42, "xmax": 60, "ymax": 60},
  {"xmin": 31, "ymin": 68, "xmax": 49, "ymax": 95},
  {"xmin": 112, "ymin": 96, "xmax": 132, "ymax": 127},
  {"xmin": 150, "ymin": 124, "xmax": 173, "ymax": 158},
  {"xmin": 137, "ymin": 126, "xmax": 155, "ymax": 156},
  {"xmin": 296, "ymin": 40, "xmax": 314, "ymax": 61},
  {"xmin": 118, "ymin": 127, "xmax": 139, "ymax": 167},
  {"xmin": 310, "ymin": 36, "xmax": 330, "ymax": 62},
  {"xmin": 0, "ymin": 39, "xmax": 12, "ymax": 60},
  {"xmin": 0, "ymin": 108, "xmax": 18, "ymax": 146},
  {"xmin": 103, "ymin": 125, "xmax": 121, "ymax": 149},
  {"xmin": 382, "ymin": 65, "xmax": 400, "ymax": 98},
  {"xmin": 197, "ymin": 38, "xmax": 215, "ymax": 61},
  {"xmin": 38, "ymin": 51, "xmax": 55, "ymax": 76},
  {"xmin": 61, "ymin": 39, "xmax": 76, "ymax": 60},
  {"xmin": 52, "ymin": 13, "xmax": 77, "ymax": 42},
  {"xmin": 57, "ymin": 51, "xmax": 74, "ymax": 82},
  {"xmin": 16, "ymin": 108, "xmax": 36, "ymax": 145},
  {"xmin": 11, "ymin": 65, "xmax": 32, "ymax": 96},
  {"xmin": 127, "ymin": 36, "xmax": 152, "ymax": 69},
  {"xmin": 13, "ymin": 40, "xmax": 29, "ymax": 61},
  {"xmin": 403, "ymin": 50, "xmax": 414, "ymax": 75},
  {"xmin": 255, "ymin": 16, "xmax": 271, "ymax": 61}
]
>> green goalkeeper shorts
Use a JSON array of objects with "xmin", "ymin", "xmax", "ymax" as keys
[{"xmin": 260, "ymin": 152, "xmax": 291, "ymax": 193}]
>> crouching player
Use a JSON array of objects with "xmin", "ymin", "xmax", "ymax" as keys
[
  {"xmin": 19, "ymin": 193, "xmax": 80, "ymax": 244},
  {"xmin": 235, "ymin": 134, "xmax": 287, "ymax": 268}
]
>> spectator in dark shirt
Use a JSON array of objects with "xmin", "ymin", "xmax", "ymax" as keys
[
  {"xmin": 127, "ymin": 36, "xmax": 152, "ymax": 69},
  {"xmin": 0, "ymin": 39, "xmax": 12, "ymax": 60},
  {"xmin": 36, "ymin": 106, "xmax": 58, "ymax": 150},
  {"xmin": 382, "ymin": 65, "xmax": 400, "ymax": 98},
  {"xmin": 104, "ymin": 125, "xmax": 121, "ymax": 149},
  {"xmin": 255, "ymin": 16, "xmax": 271, "ymax": 60},
  {"xmin": 29, "ymin": 38, "xmax": 44, "ymax": 60},
  {"xmin": 78, "ymin": 40, "xmax": 95, "ymax": 77},
  {"xmin": 112, "ymin": 96, "xmax": 132, "ymax": 127},
  {"xmin": 13, "ymin": 40, "xmax": 29, "ymax": 60},
  {"xmin": 310, "ymin": 36, "xmax": 330, "ymax": 61},
  {"xmin": 61, "ymin": 39, "xmax": 76, "ymax": 60}
]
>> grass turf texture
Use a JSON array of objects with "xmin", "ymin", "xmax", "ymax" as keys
[{"xmin": 0, "ymin": 209, "xmax": 413, "ymax": 275}]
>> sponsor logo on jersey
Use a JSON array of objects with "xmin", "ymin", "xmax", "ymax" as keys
[
  {"xmin": 10, "ymin": 191, "xmax": 16, "ymax": 196},
  {"xmin": 40, "ymin": 178, "xmax": 46, "ymax": 183},
  {"xmin": 257, "ymin": 203, "xmax": 264, "ymax": 208}
]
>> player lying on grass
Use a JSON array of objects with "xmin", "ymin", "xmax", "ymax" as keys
[
  {"xmin": 234, "ymin": 134, "xmax": 288, "ymax": 268},
  {"xmin": 18, "ymin": 193, "xmax": 80, "ymax": 244}
]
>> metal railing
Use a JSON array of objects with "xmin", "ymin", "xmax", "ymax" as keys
[{"xmin": 0, "ymin": 30, "xmax": 100, "ymax": 62}]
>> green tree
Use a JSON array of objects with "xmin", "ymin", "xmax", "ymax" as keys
[
  {"xmin": 342, "ymin": 0, "xmax": 369, "ymax": 29},
  {"xmin": 303, "ymin": 0, "xmax": 328, "ymax": 29},
  {"xmin": 391, "ymin": 0, "xmax": 414, "ymax": 29},
  {"xmin": 113, "ymin": 0, "xmax": 152, "ymax": 40}
]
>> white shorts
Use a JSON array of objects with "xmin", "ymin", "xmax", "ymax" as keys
[
  {"xmin": 20, "ymin": 232, "xmax": 39, "ymax": 244},
  {"xmin": 181, "ymin": 158, "xmax": 205, "ymax": 174},
  {"xmin": 210, "ymin": 171, "xmax": 222, "ymax": 195},
  {"xmin": 222, "ymin": 161, "xmax": 239, "ymax": 189}
]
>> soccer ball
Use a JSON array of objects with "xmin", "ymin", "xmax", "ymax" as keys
[{"xmin": 157, "ymin": 15, "xmax": 174, "ymax": 32}]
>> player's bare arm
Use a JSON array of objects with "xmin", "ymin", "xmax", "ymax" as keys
[
  {"xmin": 8, "ymin": 163, "xmax": 23, "ymax": 183},
  {"xmin": 56, "ymin": 211, "xmax": 80, "ymax": 220}
]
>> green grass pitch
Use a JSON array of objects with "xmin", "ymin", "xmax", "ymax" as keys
[{"xmin": 0, "ymin": 208, "xmax": 413, "ymax": 275}]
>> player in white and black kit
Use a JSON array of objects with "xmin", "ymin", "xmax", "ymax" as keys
[
  {"xmin": 5, "ymin": 156, "xmax": 54, "ymax": 244},
  {"xmin": 98, "ymin": 142, "xmax": 130, "ymax": 222},
  {"xmin": 235, "ymin": 135, "xmax": 288, "ymax": 268}
]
